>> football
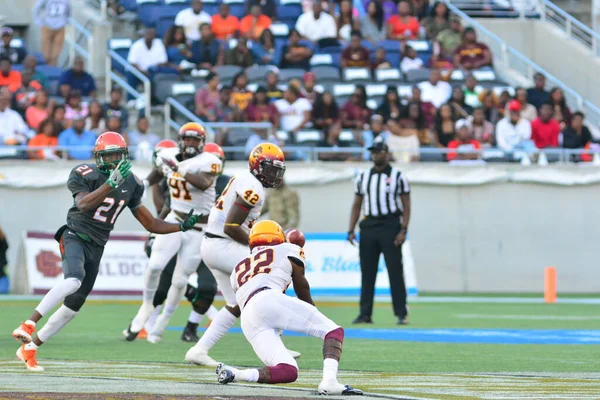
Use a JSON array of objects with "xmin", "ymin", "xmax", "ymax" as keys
[{"xmin": 285, "ymin": 229, "xmax": 306, "ymax": 248}]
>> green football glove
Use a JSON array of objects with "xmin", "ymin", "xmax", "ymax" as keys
[
  {"xmin": 107, "ymin": 159, "xmax": 132, "ymax": 188},
  {"xmin": 179, "ymin": 209, "xmax": 200, "ymax": 232}
]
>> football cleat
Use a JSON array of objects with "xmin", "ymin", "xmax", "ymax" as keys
[
  {"xmin": 185, "ymin": 345, "xmax": 219, "ymax": 367},
  {"xmin": 122, "ymin": 323, "xmax": 140, "ymax": 342},
  {"xmin": 318, "ymin": 380, "xmax": 363, "ymax": 396},
  {"xmin": 12, "ymin": 322, "xmax": 35, "ymax": 343},
  {"xmin": 181, "ymin": 327, "xmax": 200, "ymax": 343},
  {"xmin": 288, "ymin": 349, "xmax": 301, "ymax": 359},
  {"xmin": 16, "ymin": 344, "xmax": 44, "ymax": 372},
  {"xmin": 147, "ymin": 333, "xmax": 162, "ymax": 344},
  {"xmin": 216, "ymin": 364, "xmax": 235, "ymax": 385}
]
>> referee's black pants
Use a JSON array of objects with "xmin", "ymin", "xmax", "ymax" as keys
[{"xmin": 358, "ymin": 217, "xmax": 407, "ymax": 319}]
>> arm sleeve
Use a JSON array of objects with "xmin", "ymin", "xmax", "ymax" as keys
[
  {"xmin": 354, "ymin": 172, "xmax": 364, "ymax": 195},
  {"xmin": 128, "ymin": 179, "xmax": 145, "ymax": 210},
  {"xmin": 397, "ymin": 172, "xmax": 410, "ymax": 194},
  {"xmin": 32, "ymin": 0, "xmax": 45, "ymax": 23},
  {"xmin": 67, "ymin": 167, "xmax": 92, "ymax": 197},
  {"xmin": 174, "ymin": 10, "xmax": 185, "ymax": 26},
  {"xmin": 127, "ymin": 42, "xmax": 138, "ymax": 64},
  {"xmin": 196, "ymin": 154, "xmax": 223, "ymax": 174},
  {"xmin": 235, "ymin": 177, "xmax": 263, "ymax": 206},
  {"xmin": 287, "ymin": 244, "xmax": 306, "ymax": 268}
]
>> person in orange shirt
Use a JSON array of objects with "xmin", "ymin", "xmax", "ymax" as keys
[
  {"xmin": 27, "ymin": 118, "xmax": 59, "ymax": 160},
  {"xmin": 240, "ymin": 5, "xmax": 272, "ymax": 41},
  {"xmin": 447, "ymin": 119, "xmax": 482, "ymax": 161},
  {"xmin": 211, "ymin": 3, "xmax": 240, "ymax": 40},
  {"xmin": 0, "ymin": 56, "xmax": 22, "ymax": 92},
  {"xmin": 387, "ymin": 0, "xmax": 421, "ymax": 40}
]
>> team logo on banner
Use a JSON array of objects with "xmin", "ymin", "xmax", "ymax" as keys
[{"xmin": 36, "ymin": 250, "xmax": 62, "ymax": 278}]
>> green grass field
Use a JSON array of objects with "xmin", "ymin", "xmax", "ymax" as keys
[{"xmin": 2, "ymin": 298, "xmax": 600, "ymax": 399}]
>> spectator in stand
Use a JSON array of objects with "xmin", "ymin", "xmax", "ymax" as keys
[
  {"xmin": 410, "ymin": 86, "xmax": 435, "ymax": 128},
  {"xmin": 371, "ymin": 47, "xmax": 392, "ymax": 70},
  {"xmin": 497, "ymin": 89, "xmax": 511, "ymax": 120},
  {"xmin": 13, "ymin": 70, "xmax": 44, "ymax": 114},
  {"xmin": 495, "ymin": 100, "xmax": 534, "ymax": 155},
  {"xmin": 453, "ymin": 27, "xmax": 492, "ymax": 71},
  {"xmin": 377, "ymin": 86, "xmax": 403, "ymax": 125},
  {"xmin": 25, "ymin": 90, "xmax": 53, "ymax": 130},
  {"xmin": 212, "ymin": 3, "xmax": 240, "ymax": 40},
  {"xmin": 240, "ymin": 5, "xmax": 272, "ymax": 41},
  {"xmin": 363, "ymin": 0, "xmax": 397, "ymax": 22},
  {"xmin": 549, "ymin": 87, "xmax": 572, "ymax": 128},
  {"xmin": 481, "ymin": 90, "xmax": 500, "ymax": 125},
  {"xmin": 84, "ymin": 100, "xmax": 106, "ymax": 135},
  {"xmin": 0, "ymin": 28, "xmax": 26, "ymax": 64},
  {"xmin": 433, "ymin": 103, "xmax": 457, "ymax": 148},
  {"xmin": 0, "ymin": 87, "xmax": 28, "ymax": 148},
  {"xmin": 189, "ymin": 23, "xmax": 223, "ymax": 69},
  {"xmin": 312, "ymin": 90, "xmax": 340, "ymax": 136},
  {"xmin": 341, "ymin": 85, "xmax": 372, "ymax": 130},
  {"xmin": 51, "ymin": 104, "xmax": 66, "ymax": 131},
  {"xmin": 64, "ymin": 90, "xmax": 88, "ymax": 127},
  {"xmin": 274, "ymin": 85, "xmax": 312, "ymax": 133},
  {"xmin": 463, "ymin": 74, "xmax": 482, "ymax": 108},
  {"xmin": 245, "ymin": 0, "xmax": 277, "ymax": 20},
  {"xmin": 447, "ymin": 119, "xmax": 481, "ymax": 161},
  {"xmin": 253, "ymin": 29, "xmax": 277, "ymax": 65},
  {"xmin": 106, "ymin": 117, "xmax": 124, "ymax": 141},
  {"xmin": 387, "ymin": 1, "xmax": 421, "ymax": 41},
  {"xmin": 432, "ymin": 15, "xmax": 462, "ymax": 68},
  {"xmin": 164, "ymin": 26, "xmax": 193, "ymax": 65},
  {"xmin": 175, "ymin": 0, "xmax": 211, "ymax": 42},
  {"xmin": 57, "ymin": 115, "xmax": 96, "ymax": 159},
  {"xmin": 526, "ymin": 72, "xmax": 550, "ymax": 110},
  {"xmin": 336, "ymin": 0, "xmax": 356, "ymax": 43},
  {"xmin": 225, "ymin": 36, "xmax": 254, "ymax": 68},
  {"xmin": 128, "ymin": 116, "xmax": 160, "ymax": 149},
  {"xmin": 195, "ymin": 72, "xmax": 220, "ymax": 121},
  {"xmin": 385, "ymin": 102, "xmax": 423, "ymax": 163},
  {"xmin": 422, "ymin": 2, "xmax": 450, "ymax": 40},
  {"xmin": 103, "ymin": 86, "xmax": 128, "ymax": 130},
  {"xmin": 264, "ymin": 71, "xmax": 283, "ymax": 102},
  {"xmin": 33, "ymin": 0, "xmax": 70, "ymax": 66},
  {"xmin": 302, "ymin": 72, "xmax": 319, "ymax": 105},
  {"xmin": 280, "ymin": 29, "xmax": 313, "ymax": 70},
  {"xmin": 507, "ymin": 87, "xmax": 537, "ymax": 121},
  {"xmin": 27, "ymin": 118, "xmax": 59, "ymax": 160},
  {"xmin": 211, "ymin": 85, "xmax": 234, "ymax": 125},
  {"xmin": 401, "ymin": 101, "xmax": 430, "ymax": 145},
  {"xmin": 411, "ymin": 0, "xmax": 429, "ymax": 20},
  {"xmin": 230, "ymin": 72, "xmax": 253, "ymax": 114},
  {"xmin": 361, "ymin": 114, "xmax": 390, "ymax": 160},
  {"xmin": 400, "ymin": 45, "xmax": 424, "ymax": 74},
  {"xmin": 531, "ymin": 102, "xmax": 560, "ymax": 149},
  {"xmin": 245, "ymin": 86, "xmax": 279, "ymax": 128},
  {"xmin": 562, "ymin": 111, "xmax": 592, "ymax": 161},
  {"xmin": 449, "ymin": 86, "xmax": 472, "ymax": 118},
  {"xmin": 127, "ymin": 28, "xmax": 168, "ymax": 101},
  {"xmin": 341, "ymin": 31, "xmax": 370, "ymax": 68},
  {"xmin": 467, "ymin": 106, "xmax": 494, "ymax": 147},
  {"xmin": 23, "ymin": 55, "xmax": 48, "ymax": 90},
  {"xmin": 418, "ymin": 69, "xmax": 451, "ymax": 108},
  {"xmin": 59, "ymin": 56, "xmax": 97, "ymax": 98},
  {"xmin": 0, "ymin": 56, "xmax": 21, "ymax": 92},
  {"xmin": 295, "ymin": 2, "xmax": 337, "ymax": 47},
  {"xmin": 244, "ymin": 127, "xmax": 280, "ymax": 156},
  {"xmin": 360, "ymin": 1, "xmax": 386, "ymax": 44}
]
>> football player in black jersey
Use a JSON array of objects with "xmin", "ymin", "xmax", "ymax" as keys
[{"xmin": 11, "ymin": 132, "xmax": 200, "ymax": 372}]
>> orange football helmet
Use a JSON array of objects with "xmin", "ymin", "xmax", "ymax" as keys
[
  {"xmin": 248, "ymin": 142, "xmax": 285, "ymax": 188},
  {"xmin": 249, "ymin": 220, "xmax": 285, "ymax": 250},
  {"xmin": 203, "ymin": 142, "xmax": 225, "ymax": 162},
  {"xmin": 152, "ymin": 139, "xmax": 178, "ymax": 166},
  {"xmin": 178, "ymin": 122, "xmax": 206, "ymax": 157},
  {"xmin": 94, "ymin": 131, "xmax": 129, "ymax": 172}
]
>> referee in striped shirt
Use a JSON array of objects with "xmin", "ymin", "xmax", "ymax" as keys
[{"xmin": 347, "ymin": 137, "xmax": 411, "ymax": 325}]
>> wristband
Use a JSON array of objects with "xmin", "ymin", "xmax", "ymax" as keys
[{"xmin": 400, "ymin": 227, "xmax": 408, "ymax": 234}]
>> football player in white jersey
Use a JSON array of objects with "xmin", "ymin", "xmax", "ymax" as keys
[
  {"xmin": 215, "ymin": 220, "xmax": 362, "ymax": 396},
  {"xmin": 185, "ymin": 142, "xmax": 290, "ymax": 366},
  {"xmin": 124, "ymin": 122, "xmax": 223, "ymax": 343}
]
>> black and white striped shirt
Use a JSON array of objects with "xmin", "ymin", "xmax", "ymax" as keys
[{"xmin": 354, "ymin": 165, "xmax": 410, "ymax": 217}]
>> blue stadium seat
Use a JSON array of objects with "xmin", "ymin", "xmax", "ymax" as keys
[
  {"xmin": 156, "ymin": 16, "xmax": 175, "ymax": 38},
  {"xmin": 31, "ymin": 52, "xmax": 46, "ymax": 65},
  {"xmin": 279, "ymin": 4, "xmax": 303, "ymax": 29},
  {"xmin": 376, "ymin": 40, "xmax": 401, "ymax": 54},
  {"xmin": 386, "ymin": 52, "xmax": 401, "ymax": 68},
  {"xmin": 120, "ymin": 0, "xmax": 138, "ymax": 12},
  {"xmin": 137, "ymin": 0, "xmax": 163, "ymax": 27},
  {"xmin": 108, "ymin": 38, "xmax": 133, "ymax": 75},
  {"xmin": 37, "ymin": 65, "xmax": 63, "ymax": 96},
  {"xmin": 224, "ymin": 0, "xmax": 245, "ymax": 19},
  {"xmin": 165, "ymin": 3, "xmax": 188, "ymax": 17}
]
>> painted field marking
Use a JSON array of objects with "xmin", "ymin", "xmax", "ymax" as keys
[{"xmin": 457, "ymin": 314, "xmax": 600, "ymax": 321}]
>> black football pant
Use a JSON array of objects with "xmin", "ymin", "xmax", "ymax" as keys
[
  {"xmin": 358, "ymin": 217, "xmax": 407, "ymax": 319},
  {"xmin": 58, "ymin": 229, "xmax": 104, "ymax": 312}
]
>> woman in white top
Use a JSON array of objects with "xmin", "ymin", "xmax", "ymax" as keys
[{"xmin": 360, "ymin": 2, "xmax": 386, "ymax": 43}]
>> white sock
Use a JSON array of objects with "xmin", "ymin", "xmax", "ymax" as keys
[
  {"xmin": 322, "ymin": 358, "xmax": 339, "ymax": 382},
  {"xmin": 205, "ymin": 305, "xmax": 218, "ymax": 321},
  {"xmin": 196, "ymin": 307, "xmax": 237, "ymax": 351},
  {"xmin": 150, "ymin": 305, "xmax": 177, "ymax": 336},
  {"xmin": 131, "ymin": 268, "xmax": 162, "ymax": 332},
  {"xmin": 35, "ymin": 277, "xmax": 81, "ymax": 316},
  {"xmin": 145, "ymin": 305, "xmax": 162, "ymax": 332},
  {"xmin": 24, "ymin": 320, "xmax": 36, "ymax": 327},
  {"xmin": 235, "ymin": 368, "xmax": 260, "ymax": 382},
  {"xmin": 25, "ymin": 342, "xmax": 38, "ymax": 351},
  {"xmin": 188, "ymin": 310, "xmax": 204, "ymax": 324},
  {"xmin": 37, "ymin": 305, "xmax": 78, "ymax": 343}
]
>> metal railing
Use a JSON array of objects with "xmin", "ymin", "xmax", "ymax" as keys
[
  {"xmin": 444, "ymin": 1, "xmax": 600, "ymax": 127},
  {"xmin": 539, "ymin": 0, "xmax": 600, "ymax": 56},
  {"xmin": 65, "ymin": 17, "xmax": 94, "ymax": 75},
  {"xmin": 105, "ymin": 50, "xmax": 151, "ymax": 117},
  {"xmin": 85, "ymin": 0, "xmax": 108, "ymax": 20},
  {"xmin": 163, "ymin": 97, "xmax": 274, "ymax": 140}
]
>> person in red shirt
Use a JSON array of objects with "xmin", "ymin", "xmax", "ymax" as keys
[
  {"xmin": 387, "ymin": 0, "xmax": 421, "ymax": 40},
  {"xmin": 531, "ymin": 102, "xmax": 560, "ymax": 148},
  {"xmin": 341, "ymin": 31, "xmax": 370, "ymax": 68},
  {"xmin": 453, "ymin": 27, "xmax": 492, "ymax": 71},
  {"xmin": 0, "ymin": 56, "xmax": 21, "ymax": 92},
  {"xmin": 447, "ymin": 119, "xmax": 482, "ymax": 161},
  {"xmin": 211, "ymin": 3, "xmax": 240, "ymax": 40}
]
